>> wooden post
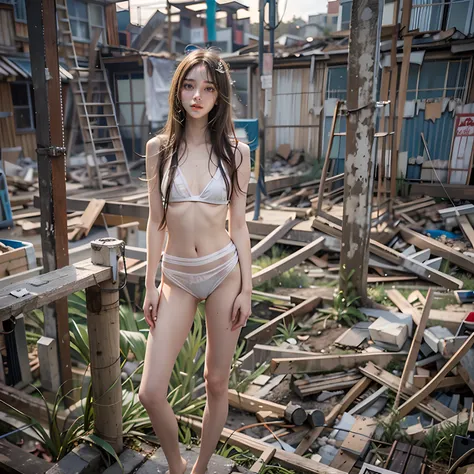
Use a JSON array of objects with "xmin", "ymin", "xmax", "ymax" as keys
[
  {"xmin": 86, "ymin": 238, "xmax": 124, "ymax": 453},
  {"xmin": 167, "ymin": 0, "xmax": 172, "ymax": 52},
  {"xmin": 25, "ymin": 0, "xmax": 72, "ymax": 401},
  {"xmin": 339, "ymin": 0, "xmax": 381, "ymax": 302}
]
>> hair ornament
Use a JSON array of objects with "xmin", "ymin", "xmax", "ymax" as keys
[{"xmin": 216, "ymin": 60, "xmax": 226, "ymax": 74}]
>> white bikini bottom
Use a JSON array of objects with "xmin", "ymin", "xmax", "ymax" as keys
[{"xmin": 161, "ymin": 241, "xmax": 239, "ymax": 300}]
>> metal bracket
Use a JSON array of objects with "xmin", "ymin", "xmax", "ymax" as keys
[{"xmin": 36, "ymin": 146, "xmax": 67, "ymax": 157}]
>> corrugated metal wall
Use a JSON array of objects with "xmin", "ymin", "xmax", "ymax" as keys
[
  {"xmin": 402, "ymin": 110, "xmax": 456, "ymax": 179},
  {"xmin": 265, "ymin": 64, "xmax": 324, "ymax": 157}
]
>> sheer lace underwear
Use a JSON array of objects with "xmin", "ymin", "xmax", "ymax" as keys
[{"xmin": 161, "ymin": 241, "xmax": 238, "ymax": 300}]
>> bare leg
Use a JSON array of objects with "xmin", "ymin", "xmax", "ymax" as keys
[
  {"xmin": 191, "ymin": 264, "xmax": 242, "ymax": 474},
  {"xmin": 139, "ymin": 279, "xmax": 198, "ymax": 474}
]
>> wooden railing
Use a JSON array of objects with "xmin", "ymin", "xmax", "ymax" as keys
[{"xmin": 0, "ymin": 239, "xmax": 124, "ymax": 452}]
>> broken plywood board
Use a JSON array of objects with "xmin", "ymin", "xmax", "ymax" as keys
[
  {"xmin": 330, "ymin": 416, "xmax": 377, "ymax": 472},
  {"xmin": 334, "ymin": 322, "xmax": 371, "ymax": 348}
]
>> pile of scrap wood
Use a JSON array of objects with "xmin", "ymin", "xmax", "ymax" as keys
[{"xmin": 227, "ymin": 287, "xmax": 474, "ymax": 473}]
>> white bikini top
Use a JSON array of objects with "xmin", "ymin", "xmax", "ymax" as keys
[{"xmin": 161, "ymin": 164, "xmax": 229, "ymax": 205}]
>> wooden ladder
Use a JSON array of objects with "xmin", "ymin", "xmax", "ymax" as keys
[{"xmin": 56, "ymin": 0, "xmax": 131, "ymax": 189}]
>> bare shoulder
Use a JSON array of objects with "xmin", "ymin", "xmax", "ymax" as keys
[{"xmin": 146, "ymin": 134, "xmax": 165, "ymax": 157}]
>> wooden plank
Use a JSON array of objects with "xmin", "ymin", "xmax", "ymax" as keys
[
  {"xmin": 393, "ymin": 289, "xmax": 434, "ymax": 409},
  {"xmin": 387, "ymin": 442, "xmax": 411, "ymax": 473},
  {"xmin": 360, "ymin": 362, "xmax": 455, "ymax": 421},
  {"xmin": 245, "ymin": 295, "xmax": 322, "ymax": 350},
  {"xmin": 398, "ymin": 331, "xmax": 474, "ymax": 418},
  {"xmin": 331, "ymin": 416, "xmax": 377, "ymax": 472},
  {"xmin": 295, "ymin": 377, "xmax": 372, "ymax": 456},
  {"xmin": 252, "ymin": 236, "xmax": 325, "ymax": 287},
  {"xmin": 404, "ymin": 445, "xmax": 426, "ymax": 474},
  {"xmin": 251, "ymin": 216, "xmax": 301, "ymax": 260},
  {"xmin": 270, "ymin": 352, "xmax": 408, "ymax": 375},
  {"xmin": 0, "ymin": 439, "xmax": 52, "ymax": 474},
  {"xmin": 406, "ymin": 411, "xmax": 469, "ymax": 441},
  {"xmin": 249, "ymin": 447, "xmax": 276, "ymax": 473},
  {"xmin": 386, "ymin": 289, "xmax": 420, "ymax": 323},
  {"xmin": 312, "ymin": 217, "xmax": 463, "ymax": 289},
  {"xmin": 413, "ymin": 375, "xmax": 464, "ymax": 389},
  {"xmin": 400, "ymin": 226, "xmax": 474, "ymax": 274},
  {"xmin": 179, "ymin": 415, "xmax": 347, "ymax": 474},
  {"xmin": 0, "ymin": 260, "xmax": 112, "ymax": 319},
  {"xmin": 228, "ymin": 389, "xmax": 285, "ymax": 417},
  {"xmin": 458, "ymin": 215, "xmax": 474, "ymax": 247},
  {"xmin": 410, "ymin": 183, "xmax": 474, "ymax": 200}
]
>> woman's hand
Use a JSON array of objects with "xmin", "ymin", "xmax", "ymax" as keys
[
  {"xmin": 143, "ymin": 284, "xmax": 161, "ymax": 329},
  {"xmin": 231, "ymin": 291, "xmax": 252, "ymax": 331}
]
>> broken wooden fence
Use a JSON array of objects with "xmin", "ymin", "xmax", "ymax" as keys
[{"xmin": 0, "ymin": 243, "xmax": 123, "ymax": 453}]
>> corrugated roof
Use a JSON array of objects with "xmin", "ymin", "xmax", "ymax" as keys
[{"xmin": 0, "ymin": 56, "xmax": 72, "ymax": 81}]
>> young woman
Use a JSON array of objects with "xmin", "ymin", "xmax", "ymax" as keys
[{"xmin": 139, "ymin": 48, "xmax": 252, "ymax": 474}]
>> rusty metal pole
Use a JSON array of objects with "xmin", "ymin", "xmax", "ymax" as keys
[
  {"xmin": 339, "ymin": 0, "xmax": 382, "ymax": 303},
  {"xmin": 26, "ymin": 0, "xmax": 72, "ymax": 401}
]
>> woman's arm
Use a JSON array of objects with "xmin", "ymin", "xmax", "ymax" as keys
[
  {"xmin": 228, "ymin": 142, "xmax": 252, "ymax": 330},
  {"xmin": 144, "ymin": 137, "xmax": 167, "ymax": 326}
]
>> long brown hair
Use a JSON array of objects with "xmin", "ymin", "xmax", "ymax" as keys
[{"xmin": 149, "ymin": 48, "xmax": 243, "ymax": 230}]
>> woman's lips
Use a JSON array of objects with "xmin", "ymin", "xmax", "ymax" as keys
[{"xmin": 191, "ymin": 104, "xmax": 203, "ymax": 109}]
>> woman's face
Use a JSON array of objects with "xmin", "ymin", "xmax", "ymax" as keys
[{"xmin": 180, "ymin": 64, "xmax": 218, "ymax": 119}]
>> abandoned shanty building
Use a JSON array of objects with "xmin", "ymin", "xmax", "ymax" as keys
[{"xmin": 2, "ymin": 0, "xmax": 474, "ymax": 473}]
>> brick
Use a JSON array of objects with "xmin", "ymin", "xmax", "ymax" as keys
[{"xmin": 103, "ymin": 448, "xmax": 146, "ymax": 474}]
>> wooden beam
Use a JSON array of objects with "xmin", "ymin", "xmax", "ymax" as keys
[
  {"xmin": 26, "ymin": 0, "xmax": 72, "ymax": 404},
  {"xmin": 249, "ymin": 447, "xmax": 276, "ymax": 473},
  {"xmin": 393, "ymin": 34, "xmax": 413, "ymax": 201},
  {"xmin": 316, "ymin": 100, "xmax": 340, "ymax": 215},
  {"xmin": 245, "ymin": 295, "xmax": 322, "ymax": 350},
  {"xmin": 339, "ymin": 0, "xmax": 380, "ymax": 303},
  {"xmin": 270, "ymin": 352, "xmax": 408, "ymax": 375},
  {"xmin": 401, "ymin": 0, "xmax": 413, "ymax": 33},
  {"xmin": 398, "ymin": 331, "xmax": 474, "ymax": 418},
  {"xmin": 295, "ymin": 377, "xmax": 372, "ymax": 456},
  {"xmin": 360, "ymin": 362, "xmax": 455, "ymax": 421},
  {"xmin": 312, "ymin": 217, "xmax": 462, "ymax": 288},
  {"xmin": 386, "ymin": 289, "xmax": 421, "ymax": 325},
  {"xmin": 251, "ymin": 216, "xmax": 301, "ymax": 260},
  {"xmin": 0, "ymin": 260, "xmax": 112, "ymax": 319},
  {"xmin": 393, "ymin": 289, "xmax": 434, "ymax": 409},
  {"xmin": 179, "ymin": 416, "xmax": 347, "ymax": 474},
  {"xmin": 458, "ymin": 215, "xmax": 474, "ymax": 248},
  {"xmin": 252, "ymin": 237, "xmax": 325, "ymax": 287},
  {"xmin": 228, "ymin": 389, "xmax": 285, "ymax": 417},
  {"xmin": 400, "ymin": 226, "xmax": 474, "ymax": 274}
]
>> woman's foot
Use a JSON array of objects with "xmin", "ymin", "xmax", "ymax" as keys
[{"xmin": 165, "ymin": 456, "xmax": 187, "ymax": 474}]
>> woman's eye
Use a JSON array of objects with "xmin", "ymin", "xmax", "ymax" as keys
[
  {"xmin": 183, "ymin": 83, "xmax": 193, "ymax": 90},
  {"xmin": 206, "ymin": 87, "xmax": 215, "ymax": 92}
]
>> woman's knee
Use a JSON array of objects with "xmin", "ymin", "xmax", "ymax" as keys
[
  {"xmin": 204, "ymin": 371, "xmax": 229, "ymax": 397},
  {"xmin": 138, "ymin": 384, "xmax": 167, "ymax": 409}
]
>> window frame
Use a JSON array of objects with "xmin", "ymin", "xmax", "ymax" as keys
[
  {"xmin": 406, "ymin": 59, "xmax": 471, "ymax": 101},
  {"xmin": 11, "ymin": 82, "xmax": 35, "ymax": 133},
  {"xmin": 0, "ymin": 0, "xmax": 27, "ymax": 22},
  {"xmin": 325, "ymin": 66, "xmax": 348, "ymax": 100},
  {"xmin": 66, "ymin": 0, "xmax": 106, "ymax": 44}
]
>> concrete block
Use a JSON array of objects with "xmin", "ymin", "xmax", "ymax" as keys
[
  {"xmin": 424, "ymin": 326, "xmax": 454, "ymax": 353},
  {"xmin": 72, "ymin": 444, "xmax": 101, "ymax": 472},
  {"xmin": 369, "ymin": 318, "xmax": 408, "ymax": 351},
  {"xmin": 361, "ymin": 308, "xmax": 413, "ymax": 336},
  {"xmin": 103, "ymin": 448, "xmax": 146, "ymax": 474},
  {"xmin": 47, "ymin": 452, "xmax": 89, "ymax": 474}
]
